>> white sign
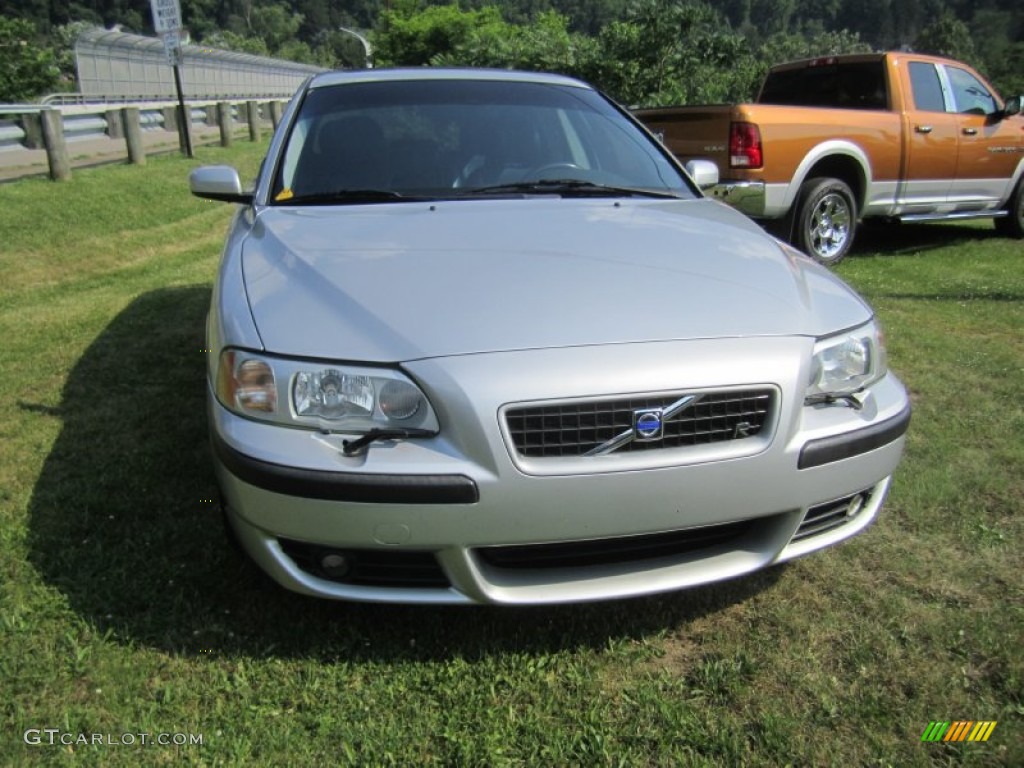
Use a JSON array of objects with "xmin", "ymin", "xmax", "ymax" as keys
[
  {"xmin": 161, "ymin": 30, "xmax": 181, "ymax": 67},
  {"xmin": 150, "ymin": 0, "xmax": 182, "ymax": 34}
]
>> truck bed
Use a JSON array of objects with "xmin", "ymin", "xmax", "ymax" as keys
[{"xmin": 637, "ymin": 103, "xmax": 901, "ymax": 193}]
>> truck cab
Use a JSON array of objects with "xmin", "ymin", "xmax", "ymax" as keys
[{"xmin": 636, "ymin": 53, "xmax": 1024, "ymax": 265}]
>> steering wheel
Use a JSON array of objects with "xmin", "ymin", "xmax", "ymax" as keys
[{"xmin": 452, "ymin": 154, "xmax": 486, "ymax": 188}]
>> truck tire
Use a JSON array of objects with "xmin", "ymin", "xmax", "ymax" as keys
[
  {"xmin": 793, "ymin": 177, "xmax": 857, "ymax": 266},
  {"xmin": 994, "ymin": 177, "xmax": 1024, "ymax": 238}
]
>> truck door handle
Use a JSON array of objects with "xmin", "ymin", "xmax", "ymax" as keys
[
  {"xmin": 962, "ymin": 127, "xmax": 978, "ymax": 136},
  {"xmin": 915, "ymin": 125, "xmax": 933, "ymax": 134}
]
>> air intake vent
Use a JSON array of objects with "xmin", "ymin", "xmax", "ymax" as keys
[{"xmin": 476, "ymin": 520, "xmax": 754, "ymax": 571}]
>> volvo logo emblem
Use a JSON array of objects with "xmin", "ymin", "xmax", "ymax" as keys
[
  {"xmin": 634, "ymin": 409, "xmax": 664, "ymax": 441},
  {"xmin": 584, "ymin": 394, "xmax": 699, "ymax": 457}
]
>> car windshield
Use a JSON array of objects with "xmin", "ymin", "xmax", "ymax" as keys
[{"xmin": 271, "ymin": 77, "xmax": 693, "ymax": 204}]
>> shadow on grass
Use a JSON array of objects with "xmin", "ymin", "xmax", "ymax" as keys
[
  {"xmin": 850, "ymin": 219, "xmax": 1003, "ymax": 256},
  {"xmin": 870, "ymin": 290, "xmax": 1024, "ymax": 302},
  {"xmin": 27, "ymin": 286, "xmax": 782, "ymax": 663}
]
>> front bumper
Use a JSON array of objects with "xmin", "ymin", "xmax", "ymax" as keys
[{"xmin": 211, "ymin": 337, "xmax": 910, "ymax": 605}]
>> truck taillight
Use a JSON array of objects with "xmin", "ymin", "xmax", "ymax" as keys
[{"xmin": 729, "ymin": 122, "xmax": 763, "ymax": 169}]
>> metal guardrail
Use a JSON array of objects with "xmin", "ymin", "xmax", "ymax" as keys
[
  {"xmin": 0, "ymin": 97, "xmax": 287, "ymax": 180},
  {"xmin": 40, "ymin": 92, "xmax": 294, "ymax": 106},
  {"xmin": 0, "ymin": 121, "xmax": 27, "ymax": 148},
  {"xmin": 0, "ymin": 105, "xmax": 55, "ymax": 114},
  {"xmin": 0, "ymin": 106, "xmax": 52, "ymax": 151}
]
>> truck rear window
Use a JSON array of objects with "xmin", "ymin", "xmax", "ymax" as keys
[{"xmin": 758, "ymin": 61, "xmax": 888, "ymax": 110}]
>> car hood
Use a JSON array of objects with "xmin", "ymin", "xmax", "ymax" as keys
[{"xmin": 241, "ymin": 198, "xmax": 871, "ymax": 362}]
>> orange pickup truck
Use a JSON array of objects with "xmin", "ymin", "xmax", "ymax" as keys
[{"xmin": 635, "ymin": 52, "xmax": 1024, "ymax": 264}]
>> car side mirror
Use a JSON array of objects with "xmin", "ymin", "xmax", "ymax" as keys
[
  {"xmin": 1002, "ymin": 95, "xmax": 1021, "ymax": 118},
  {"xmin": 189, "ymin": 165, "xmax": 253, "ymax": 204},
  {"xmin": 684, "ymin": 159, "xmax": 719, "ymax": 190}
]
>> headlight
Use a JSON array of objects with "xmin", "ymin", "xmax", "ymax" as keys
[
  {"xmin": 215, "ymin": 349, "xmax": 440, "ymax": 433},
  {"xmin": 807, "ymin": 321, "xmax": 887, "ymax": 401}
]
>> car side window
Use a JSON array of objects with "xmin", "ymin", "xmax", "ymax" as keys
[
  {"xmin": 908, "ymin": 62, "xmax": 946, "ymax": 112},
  {"xmin": 946, "ymin": 67, "xmax": 998, "ymax": 116}
]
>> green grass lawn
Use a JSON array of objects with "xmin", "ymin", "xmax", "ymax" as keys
[{"xmin": 1, "ymin": 145, "xmax": 1021, "ymax": 766}]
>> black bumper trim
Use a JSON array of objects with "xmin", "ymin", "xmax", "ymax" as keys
[
  {"xmin": 212, "ymin": 431, "xmax": 479, "ymax": 504},
  {"xmin": 798, "ymin": 403, "xmax": 911, "ymax": 470}
]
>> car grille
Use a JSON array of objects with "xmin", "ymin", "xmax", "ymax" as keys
[
  {"xmin": 476, "ymin": 519, "xmax": 754, "ymax": 571},
  {"xmin": 505, "ymin": 389, "xmax": 774, "ymax": 458},
  {"xmin": 278, "ymin": 539, "xmax": 450, "ymax": 588},
  {"xmin": 792, "ymin": 488, "xmax": 874, "ymax": 542}
]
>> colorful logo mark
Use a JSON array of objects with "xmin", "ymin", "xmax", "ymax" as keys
[{"xmin": 921, "ymin": 721, "xmax": 997, "ymax": 742}]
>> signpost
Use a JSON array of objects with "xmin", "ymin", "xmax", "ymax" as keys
[
  {"xmin": 150, "ymin": 0, "xmax": 192, "ymax": 157},
  {"xmin": 160, "ymin": 29, "xmax": 181, "ymax": 66},
  {"xmin": 150, "ymin": 0, "xmax": 181, "ymax": 33}
]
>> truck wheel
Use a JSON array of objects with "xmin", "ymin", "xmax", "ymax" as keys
[
  {"xmin": 794, "ymin": 178, "xmax": 857, "ymax": 266},
  {"xmin": 994, "ymin": 177, "xmax": 1024, "ymax": 238}
]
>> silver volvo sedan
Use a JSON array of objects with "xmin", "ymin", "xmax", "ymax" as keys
[{"xmin": 190, "ymin": 68, "xmax": 911, "ymax": 605}]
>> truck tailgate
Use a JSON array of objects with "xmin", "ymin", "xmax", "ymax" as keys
[{"xmin": 634, "ymin": 105, "xmax": 734, "ymax": 170}]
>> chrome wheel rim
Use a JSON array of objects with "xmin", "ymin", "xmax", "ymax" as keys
[{"xmin": 808, "ymin": 192, "xmax": 851, "ymax": 262}]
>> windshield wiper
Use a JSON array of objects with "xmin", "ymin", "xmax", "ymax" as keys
[
  {"xmin": 459, "ymin": 179, "xmax": 683, "ymax": 199},
  {"xmin": 282, "ymin": 189, "xmax": 428, "ymax": 205}
]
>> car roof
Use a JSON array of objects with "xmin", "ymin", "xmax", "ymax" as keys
[{"xmin": 307, "ymin": 67, "xmax": 592, "ymax": 91}]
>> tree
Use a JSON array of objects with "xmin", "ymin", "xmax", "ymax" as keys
[
  {"xmin": 749, "ymin": 0, "xmax": 797, "ymax": 37},
  {"xmin": 889, "ymin": 0, "xmax": 929, "ymax": 49},
  {"xmin": 759, "ymin": 28, "xmax": 871, "ymax": 62},
  {"xmin": 295, "ymin": 0, "xmax": 333, "ymax": 43},
  {"xmin": 988, "ymin": 42, "xmax": 1023, "ymax": 100},
  {"xmin": 251, "ymin": 4, "xmax": 303, "ymax": 53},
  {"xmin": 3, "ymin": 0, "xmax": 1015, "ymax": 103},
  {"xmin": 915, "ymin": 12, "xmax": 977, "ymax": 65},
  {"xmin": 372, "ymin": 3, "xmax": 507, "ymax": 66},
  {"xmin": 430, "ymin": 9, "xmax": 599, "ymax": 77},
  {"xmin": 836, "ymin": 0, "xmax": 896, "ymax": 49},
  {"xmin": 0, "ymin": 16, "xmax": 59, "ymax": 102},
  {"xmin": 201, "ymin": 29, "xmax": 270, "ymax": 56},
  {"xmin": 590, "ymin": 0, "xmax": 754, "ymax": 106},
  {"xmin": 182, "ymin": 0, "xmax": 223, "ymax": 40},
  {"xmin": 275, "ymin": 38, "xmax": 316, "ymax": 64},
  {"xmin": 52, "ymin": 21, "xmax": 100, "ymax": 89}
]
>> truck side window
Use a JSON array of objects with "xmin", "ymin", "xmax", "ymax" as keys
[
  {"xmin": 946, "ymin": 67, "xmax": 998, "ymax": 116},
  {"xmin": 908, "ymin": 62, "xmax": 945, "ymax": 112},
  {"xmin": 758, "ymin": 61, "xmax": 886, "ymax": 110}
]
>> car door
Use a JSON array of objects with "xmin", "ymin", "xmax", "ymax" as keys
[
  {"xmin": 898, "ymin": 60, "xmax": 959, "ymax": 214},
  {"xmin": 942, "ymin": 63, "xmax": 1022, "ymax": 210}
]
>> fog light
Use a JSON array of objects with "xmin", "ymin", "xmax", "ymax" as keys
[
  {"xmin": 320, "ymin": 552, "xmax": 350, "ymax": 578},
  {"xmin": 846, "ymin": 494, "xmax": 865, "ymax": 518}
]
